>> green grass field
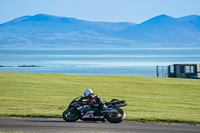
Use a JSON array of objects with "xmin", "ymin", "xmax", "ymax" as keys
[{"xmin": 0, "ymin": 72, "xmax": 200, "ymax": 123}]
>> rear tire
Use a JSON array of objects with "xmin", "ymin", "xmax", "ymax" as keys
[
  {"xmin": 105, "ymin": 108, "xmax": 126, "ymax": 123},
  {"xmin": 62, "ymin": 108, "xmax": 80, "ymax": 122}
]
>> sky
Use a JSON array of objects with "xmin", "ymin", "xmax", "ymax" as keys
[{"xmin": 0, "ymin": 0, "xmax": 200, "ymax": 24}]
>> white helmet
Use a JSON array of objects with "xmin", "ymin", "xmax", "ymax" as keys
[{"xmin": 84, "ymin": 89, "xmax": 93, "ymax": 96}]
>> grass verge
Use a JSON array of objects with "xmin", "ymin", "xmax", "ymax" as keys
[{"xmin": 0, "ymin": 72, "xmax": 200, "ymax": 123}]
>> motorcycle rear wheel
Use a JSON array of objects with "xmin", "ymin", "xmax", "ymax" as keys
[
  {"xmin": 105, "ymin": 108, "xmax": 126, "ymax": 123},
  {"xmin": 62, "ymin": 108, "xmax": 80, "ymax": 122}
]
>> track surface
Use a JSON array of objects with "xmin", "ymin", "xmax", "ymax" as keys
[{"xmin": 0, "ymin": 117, "xmax": 199, "ymax": 133}]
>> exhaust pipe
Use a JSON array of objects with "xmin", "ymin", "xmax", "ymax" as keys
[{"xmin": 115, "ymin": 103, "xmax": 127, "ymax": 107}]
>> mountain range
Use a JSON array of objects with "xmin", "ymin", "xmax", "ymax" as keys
[{"xmin": 0, "ymin": 14, "xmax": 200, "ymax": 48}]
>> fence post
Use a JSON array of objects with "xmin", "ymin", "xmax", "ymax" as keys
[{"xmin": 156, "ymin": 66, "xmax": 159, "ymax": 77}]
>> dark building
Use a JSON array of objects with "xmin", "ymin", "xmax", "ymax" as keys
[{"xmin": 168, "ymin": 64, "xmax": 200, "ymax": 78}]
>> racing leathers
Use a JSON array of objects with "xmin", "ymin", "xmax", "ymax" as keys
[{"xmin": 80, "ymin": 93, "xmax": 107, "ymax": 110}]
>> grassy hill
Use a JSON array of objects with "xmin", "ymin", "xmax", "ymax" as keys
[{"xmin": 0, "ymin": 72, "xmax": 199, "ymax": 123}]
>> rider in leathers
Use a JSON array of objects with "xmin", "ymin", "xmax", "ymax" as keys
[{"xmin": 81, "ymin": 89, "xmax": 107, "ymax": 110}]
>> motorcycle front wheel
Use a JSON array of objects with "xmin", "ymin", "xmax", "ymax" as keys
[
  {"xmin": 62, "ymin": 108, "xmax": 80, "ymax": 122},
  {"xmin": 105, "ymin": 108, "xmax": 126, "ymax": 123}
]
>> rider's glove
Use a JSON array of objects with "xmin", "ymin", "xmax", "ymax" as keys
[{"xmin": 102, "ymin": 105, "xmax": 107, "ymax": 110}]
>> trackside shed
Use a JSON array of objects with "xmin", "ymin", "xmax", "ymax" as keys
[{"xmin": 168, "ymin": 64, "xmax": 200, "ymax": 79}]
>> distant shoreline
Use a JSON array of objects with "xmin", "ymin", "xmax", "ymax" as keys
[{"xmin": 0, "ymin": 65, "xmax": 41, "ymax": 67}]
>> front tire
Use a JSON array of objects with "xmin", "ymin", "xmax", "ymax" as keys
[
  {"xmin": 62, "ymin": 108, "xmax": 80, "ymax": 122},
  {"xmin": 105, "ymin": 108, "xmax": 126, "ymax": 123}
]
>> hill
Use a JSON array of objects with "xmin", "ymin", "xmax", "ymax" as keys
[
  {"xmin": 0, "ymin": 14, "xmax": 200, "ymax": 48},
  {"xmin": 116, "ymin": 14, "xmax": 200, "ymax": 46},
  {"xmin": 0, "ymin": 72, "xmax": 200, "ymax": 123},
  {"xmin": 0, "ymin": 14, "xmax": 136, "ymax": 48}
]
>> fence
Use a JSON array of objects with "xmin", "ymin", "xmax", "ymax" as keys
[{"xmin": 156, "ymin": 66, "xmax": 168, "ymax": 78}]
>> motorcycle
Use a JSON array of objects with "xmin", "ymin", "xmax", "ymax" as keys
[{"xmin": 62, "ymin": 97, "xmax": 127, "ymax": 123}]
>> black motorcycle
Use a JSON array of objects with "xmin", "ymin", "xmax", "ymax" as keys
[{"xmin": 62, "ymin": 97, "xmax": 127, "ymax": 123}]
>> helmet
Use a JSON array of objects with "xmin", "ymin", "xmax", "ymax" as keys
[{"xmin": 84, "ymin": 89, "xmax": 93, "ymax": 96}]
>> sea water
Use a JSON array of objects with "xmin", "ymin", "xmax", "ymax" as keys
[{"xmin": 0, "ymin": 48, "xmax": 200, "ymax": 77}]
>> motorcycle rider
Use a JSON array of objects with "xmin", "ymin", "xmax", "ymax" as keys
[{"xmin": 81, "ymin": 88, "xmax": 107, "ymax": 111}]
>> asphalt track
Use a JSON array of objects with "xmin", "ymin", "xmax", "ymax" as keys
[{"xmin": 0, "ymin": 117, "xmax": 199, "ymax": 133}]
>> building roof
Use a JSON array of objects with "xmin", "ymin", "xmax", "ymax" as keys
[{"xmin": 174, "ymin": 64, "xmax": 200, "ymax": 65}]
